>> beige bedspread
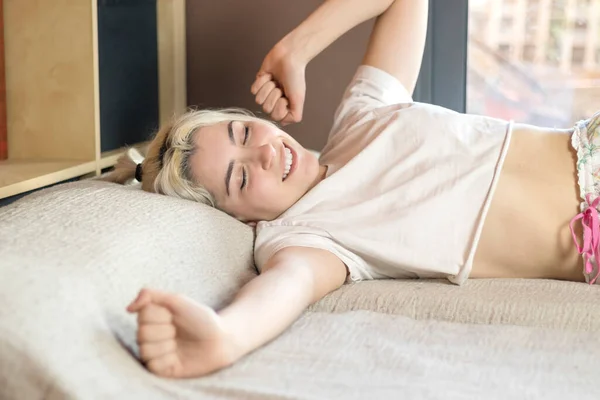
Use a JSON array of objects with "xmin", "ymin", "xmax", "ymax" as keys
[{"xmin": 2, "ymin": 181, "xmax": 599, "ymax": 400}]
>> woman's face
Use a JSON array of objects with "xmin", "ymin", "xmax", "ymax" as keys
[{"xmin": 190, "ymin": 119, "xmax": 325, "ymax": 222}]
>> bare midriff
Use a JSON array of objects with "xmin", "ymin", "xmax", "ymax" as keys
[{"xmin": 471, "ymin": 123, "xmax": 586, "ymax": 282}]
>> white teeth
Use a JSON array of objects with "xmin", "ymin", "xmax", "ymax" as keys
[{"xmin": 282, "ymin": 146, "xmax": 293, "ymax": 180}]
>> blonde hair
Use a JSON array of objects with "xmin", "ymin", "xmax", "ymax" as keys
[{"xmin": 103, "ymin": 107, "xmax": 277, "ymax": 207}]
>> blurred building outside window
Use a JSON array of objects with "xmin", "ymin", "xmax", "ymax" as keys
[{"xmin": 468, "ymin": 0, "xmax": 600, "ymax": 127}]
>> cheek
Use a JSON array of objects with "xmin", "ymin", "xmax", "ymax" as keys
[
  {"xmin": 250, "ymin": 174, "xmax": 282, "ymax": 200},
  {"xmin": 252, "ymin": 178, "xmax": 277, "ymax": 197}
]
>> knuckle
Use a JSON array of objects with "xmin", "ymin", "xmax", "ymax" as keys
[
  {"xmin": 165, "ymin": 324, "xmax": 177, "ymax": 338},
  {"xmin": 274, "ymin": 106, "xmax": 287, "ymax": 120},
  {"xmin": 274, "ymin": 106, "xmax": 285, "ymax": 119},
  {"xmin": 141, "ymin": 307, "xmax": 166, "ymax": 323},
  {"xmin": 169, "ymin": 293, "xmax": 185, "ymax": 308},
  {"xmin": 148, "ymin": 358, "xmax": 175, "ymax": 378},
  {"xmin": 146, "ymin": 359, "xmax": 162, "ymax": 374},
  {"xmin": 257, "ymin": 91, "xmax": 268, "ymax": 103},
  {"xmin": 139, "ymin": 343, "xmax": 152, "ymax": 359},
  {"xmin": 265, "ymin": 96, "xmax": 274, "ymax": 107},
  {"xmin": 136, "ymin": 326, "xmax": 147, "ymax": 342},
  {"xmin": 265, "ymin": 84, "xmax": 276, "ymax": 95},
  {"xmin": 137, "ymin": 324, "xmax": 175, "ymax": 342},
  {"xmin": 138, "ymin": 309, "xmax": 150, "ymax": 322}
]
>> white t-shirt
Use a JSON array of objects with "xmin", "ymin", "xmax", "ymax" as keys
[{"xmin": 254, "ymin": 65, "xmax": 513, "ymax": 285}]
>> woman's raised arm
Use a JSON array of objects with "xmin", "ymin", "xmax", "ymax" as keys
[
  {"xmin": 362, "ymin": 0, "xmax": 428, "ymax": 95},
  {"xmin": 252, "ymin": 0, "xmax": 428, "ymax": 123}
]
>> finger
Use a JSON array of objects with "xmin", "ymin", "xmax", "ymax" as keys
[
  {"xmin": 139, "ymin": 339, "xmax": 177, "ymax": 361},
  {"xmin": 271, "ymin": 97, "xmax": 289, "ymax": 122},
  {"xmin": 286, "ymin": 87, "xmax": 306, "ymax": 123},
  {"xmin": 137, "ymin": 324, "xmax": 176, "ymax": 342},
  {"xmin": 127, "ymin": 288, "xmax": 153, "ymax": 313},
  {"xmin": 138, "ymin": 304, "xmax": 173, "ymax": 325},
  {"xmin": 127, "ymin": 288, "xmax": 181, "ymax": 314},
  {"xmin": 262, "ymin": 87, "xmax": 282, "ymax": 115},
  {"xmin": 280, "ymin": 112, "xmax": 297, "ymax": 127},
  {"xmin": 251, "ymin": 72, "xmax": 272, "ymax": 95},
  {"xmin": 255, "ymin": 81, "xmax": 276, "ymax": 105},
  {"xmin": 146, "ymin": 353, "xmax": 181, "ymax": 378}
]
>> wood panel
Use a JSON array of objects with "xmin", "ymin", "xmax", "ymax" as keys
[
  {"xmin": 4, "ymin": 0, "xmax": 96, "ymax": 161},
  {"xmin": 0, "ymin": 0, "xmax": 7, "ymax": 161},
  {"xmin": 92, "ymin": 0, "xmax": 101, "ymax": 174},
  {"xmin": 158, "ymin": 0, "xmax": 187, "ymax": 126},
  {"xmin": 0, "ymin": 0, "xmax": 186, "ymax": 199},
  {"xmin": 0, "ymin": 159, "xmax": 96, "ymax": 198}
]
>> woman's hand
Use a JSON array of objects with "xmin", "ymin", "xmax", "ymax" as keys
[
  {"xmin": 251, "ymin": 42, "xmax": 307, "ymax": 126},
  {"xmin": 127, "ymin": 288, "xmax": 239, "ymax": 379}
]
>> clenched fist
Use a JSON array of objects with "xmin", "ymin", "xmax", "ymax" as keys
[
  {"xmin": 251, "ymin": 43, "xmax": 307, "ymax": 126},
  {"xmin": 127, "ymin": 288, "xmax": 238, "ymax": 379}
]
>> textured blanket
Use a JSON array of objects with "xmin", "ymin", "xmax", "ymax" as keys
[{"xmin": 2, "ymin": 181, "xmax": 599, "ymax": 399}]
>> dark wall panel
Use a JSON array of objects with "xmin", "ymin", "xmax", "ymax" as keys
[
  {"xmin": 98, "ymin": 0, "xmax": 159, "ymax": 152},
  {"xmin": 186, "ymin": 1, "xmax": 374, "ymax": 151}
]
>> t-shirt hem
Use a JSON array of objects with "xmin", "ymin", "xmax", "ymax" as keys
[{"xmin": 448, "ymin": 120, "xmax": 514, "ymax": 285}]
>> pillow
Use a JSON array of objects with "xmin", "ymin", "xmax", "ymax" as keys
[{"xmin": 0, "ymin": 180, "xmax": 256, "ymax": 398}]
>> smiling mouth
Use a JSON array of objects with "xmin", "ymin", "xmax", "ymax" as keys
[{"xmin": 282, "ymin": 144, "xmax": 294, "ymax": 181}]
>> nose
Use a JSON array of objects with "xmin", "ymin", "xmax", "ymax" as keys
[{"xmin": 247, "ymin": 142, "xmax": 275, "ymax": 170}]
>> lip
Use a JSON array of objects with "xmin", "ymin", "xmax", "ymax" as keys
[{"xmin": 281, "ymin": 142, "xmax": 297, "ymax": 181}]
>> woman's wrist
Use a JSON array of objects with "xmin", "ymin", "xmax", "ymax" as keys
[
  {"xmin": 277, "ymin": 0, "xmax": 394, "ymax": 65},
  {"xmin": 217, "ymin": 310, "xmax": 249, "ymax": 363},
  {"xmin": 277, "ymin": 18, "xmax": 331, "ymax": 66},
  {"xmin": 275, "ymin": 32, "xmax": 313, "ymax": 67}
]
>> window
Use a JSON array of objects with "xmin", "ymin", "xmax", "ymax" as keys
[
  {"xmin": 572, "ymin": 46, "xmax": 585, "ymax": 66},
  {"xmin": 523, "ymin": 44, "xmax": 536, "ymax": 62},
  {"xmin": 501, "ymin": 16, "xmax": 514, "ymax": 29},
  {"xmin": 498, "ymin": 44, "xmax": 512, "ymax": 58},
  {"xmin": 574, "ymin": 18, "xmax": 588, "ymax": 31},
  {"xmin": 467, "ymin": 0, "xmax": 600, "ymax": 126},
  {"xmin": 552, "ymin": 0, "xmax": 566, "ymax": 8},
  {"xmin": 546, "ymin": 19, "xmax": 563, "ymax": 65}
]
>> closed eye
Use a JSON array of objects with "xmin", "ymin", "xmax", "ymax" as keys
[
  {"xmin": 240, "ymin": 167, "xmax": 247, "ymax": 190},
  {"xmin": 243, "ymin": 126, "xmax": 249, "ymax": 145}
]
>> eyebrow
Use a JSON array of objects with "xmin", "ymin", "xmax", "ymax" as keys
[{"xmin": 225, "ymin": 121, "xmax": 235, "ymax": 196}]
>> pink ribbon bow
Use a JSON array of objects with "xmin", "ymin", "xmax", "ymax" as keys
[{"xmin": 570, "ymin": 193, "xmax": 600, "ymax": 284}]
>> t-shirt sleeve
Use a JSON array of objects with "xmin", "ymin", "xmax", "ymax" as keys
[
  {"xmin": 329, "ymin": 65, "xmax": 413, "ymax": 136},
  {"xmin": 254, "ymin": 224, "xmax": 375, "ymax": 283}
]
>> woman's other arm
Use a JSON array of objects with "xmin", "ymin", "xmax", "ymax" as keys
[
  {"xmin": 127, "ymin": 247, "xmax": 347, "ymax": 378},
  {"xmin": 361, "ymin": 0, "xmax": 428, "ymax": 94},
  {"xmin": 219, "ymin": 247, "xmax": 346, "ymax": 356}
]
